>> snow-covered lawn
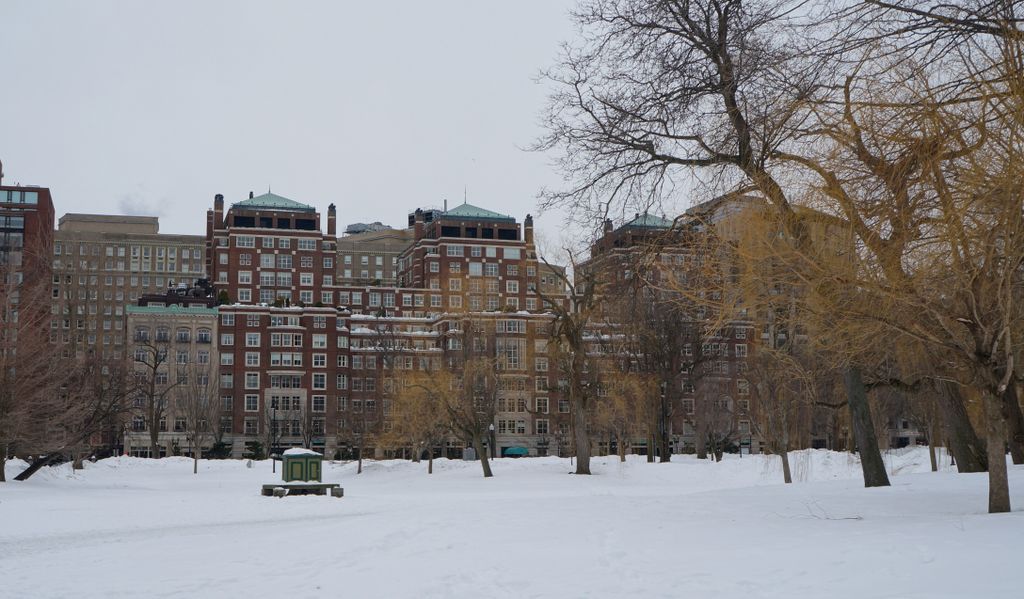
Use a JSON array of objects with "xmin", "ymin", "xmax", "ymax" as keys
[{"xmin": 1, "ymin": 449, "xmax": 1021, "ymax": 598}]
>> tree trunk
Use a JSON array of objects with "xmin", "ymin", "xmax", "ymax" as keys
[
  {"xmin": 984, "ymin": 393, "xmax": 1011, "ymax": 513},
  {"xmin": 72, "ymin": 452, "xmax": 85, "ymax": 471},
  {"xmin": 1000, "ymin": 384, "xmax": 1024, "ymax": 465},
  {"xmin": 0, "ymin": 453, "xmax": 6, "ymax": 482},
  {"xmin": 617, "ymin": 433, "xmax": 627, "ymax": 462},
  {"xmin": 572, "ymin": 401, "xmax": 591, "ymax": 475},
  {"xmin": 844, "ymin": 367, "xmax": 890, "ymax": 487},
  {"xmin": 428, "ymin": 452, "xmax": 434, "ymax": 474},
  {"xmin": 357, "ymin": 442, "xmax": 363, "ymax": 474},
  {"xmin": 928, "ymin": 418, "xmax": 938, "ymax": 473},
  {"xmin": 149, "ymin": 424, "xmax": 160, "ymax": 459},
  {"xmin": 646, "ymin": 434, "xmax": 655, "ymax": 463},
  {"xmin": 13, "ymin": 453, "xmax": 61, "ymax": 481},
  {"xmin": 472, "ymin": 434, "xmax": 493, "ymax": 478},
  {"xmin": 780, "ymin": 450, "xmax": 792, "ymax": 484},
  {"xmin": 658, "ymin": 398, "xmax": 672, "ymax": 463},
  {"xmin": 412, "ymin": 446, "xmax": 421, "ymax": 463},
  {"xmin": 696, "ymin": 419, "xmax": 708, "ymax": 460},
  {"xmin": 193, "ymin": 451, "xmax": 199, "ymax": 474},
  {"xmin": 937, "ymin": 382, "xmax": 988, "ymax": 472}
]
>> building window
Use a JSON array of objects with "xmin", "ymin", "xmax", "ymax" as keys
[
  {"xmin": 245, "ymin": 372, "xmax": 259, "ymax": 389},
  {"xmin": 313, "ymin": 373, "xmax": 327, "ymax": 390},
  {"xmin": 245, "ymin": 333, "xmax": 260, "ymax": 347},
  {"xmin": 221, "ymin": 333, "xmax": 234, "ymax": 346},
  {"xmin": 535, "ymin": 419, "xmax": 549, "ymax": 435},
  {"xmin": 312, "ymin": 395, "xmax": 326, "ymax": 412},
  {"xmin": 558, "ymin": 399, "xmax": 569, "ymax": 413},
  {"xmin": 535, "ymin": 397, "xmax": 549, "ymax": 414},
  {"xmin": 245, "ymin": 352, "xmax": 260, "ymax": 367}
]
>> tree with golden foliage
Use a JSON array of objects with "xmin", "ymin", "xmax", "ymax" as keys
[{"xmin": 385, "ymin": 367, "xmax": 452, "ymax": 474}]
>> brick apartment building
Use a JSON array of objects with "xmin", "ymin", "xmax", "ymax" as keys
[
  {"xmin": 206, "ymin": 191, "xmax": 339, "ymax": 307},
  {"xmin": 0, "ymin": 165, "xmax": 56, "ymax": 374},
  {"xmin": 195, "ymin": 192, "xmax": 570, "ymax": 458},
  {"xmin": 0, "ymin": 165, "xmax": 55, "ymax": 288},
  {"xmin": 398, "ymin": 203, "xmax": 550, "ymax": 312},
  {"xmin": 579, "ymin": 205, "xmax": 758, "ymax": 455}
]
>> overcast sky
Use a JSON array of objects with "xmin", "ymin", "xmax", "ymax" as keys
[{"xmin": 0, "ymin": 1, "xmax": 579, "ymax": 240}]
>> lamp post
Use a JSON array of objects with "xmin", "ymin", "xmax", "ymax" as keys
[{"xmin": 271, "ymin": 404, "xmax": 278, "ymax": 473}]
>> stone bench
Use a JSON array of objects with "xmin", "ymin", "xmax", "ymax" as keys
[{"xmin": 261, "ymin": 483, "xmax": 343, "ymax": 498}]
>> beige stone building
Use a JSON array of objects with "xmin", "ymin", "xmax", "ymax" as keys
[
  {"xmin": 52, "ymin": 214, "xmax": 205, "ymax": 360},
  {"xmin": 125, "ymin": 302, "xmax": 220, "ymax": 457},
  {"xmin": 336, "ymin": 227, "xmax": 412, "ymax": 287}
]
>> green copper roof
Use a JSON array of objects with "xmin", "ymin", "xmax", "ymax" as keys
[
  {"xmin": 443, "ymin": 202, "xmax": 515, "ymax": 222},
  {"xmin": 232, "ymin": 192, "xmax": 316, "ymax": 213},
  {"xmin": 624, "ymin": 212, "xmax": 674, "ymax": 229}
]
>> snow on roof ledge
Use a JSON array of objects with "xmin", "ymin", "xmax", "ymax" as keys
[{"xmin": 283, "ymin": 448, "xmax": 322, "ymax": 457}]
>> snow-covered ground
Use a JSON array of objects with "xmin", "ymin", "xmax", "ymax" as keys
[{"xmin": 1, "ymin": 449, "xmax": 1021, "ymax": 598}]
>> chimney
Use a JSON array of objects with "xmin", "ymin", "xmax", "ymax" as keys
[
  {"xmin": 327, "ymin": 203, "xmax": 337, "ymax": 236},
  {"xmin": 213, "ymin": 193, "xmax": 224, "ymax": 229},
  {"xmin": 249, "ymin": 191, "xmax": 254, "ymax": 199},
  {"xmin": 524, "ymin": 213, "xmax": 534, "ymax": 245},
  {"xmin": 414, "ymin": 208, "xmax": 425, "ymax": 241},
  {"xmin": 0, "ymin": 158, "xmax": 4, "ymax": 185},
  {"xmin": 603, "ymin": 218, "xmax": 613, "ymax": 234}
]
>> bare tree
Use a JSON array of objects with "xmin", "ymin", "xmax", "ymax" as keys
[
  {"xmin": 540, "ymin": 256, "xmax": 601, "ymax": 475},
  {"xmin": 748, "ymin": 346, "xmax": 819, "ymax": 483},
  {"xmin": 0, "ymin": 249, "xmax": 86, "ymax": 481},
  {"xmin": 177, "ymin": 362, "xmax": 221, "ymax": 474},
  {"xmin": 130, "ymin": 329, "xmax": 178, "ymax": 458}
]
